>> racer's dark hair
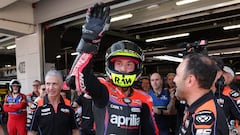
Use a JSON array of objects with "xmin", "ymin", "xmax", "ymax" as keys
[{"xmin": 183, "ymin": 53, "xmax": 217, "ymax": 89}]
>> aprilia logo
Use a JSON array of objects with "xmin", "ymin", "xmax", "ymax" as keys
[{"xmin": 110, "ymin": 114, "xmax": 140, "ymax": 127}]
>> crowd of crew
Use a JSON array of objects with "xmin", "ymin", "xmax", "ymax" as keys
[{"xmin": 0, "ymin": 2, "xmax": 239, "ymax": 135}]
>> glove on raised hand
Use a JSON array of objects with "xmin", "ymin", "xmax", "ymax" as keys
[
  {"xmin": 67, "ymin": 3, "xmax": 110, "ymax": 91},
  {"xmin": 82, "ymin": 3, "xmax": 110, "ymax": 44}
]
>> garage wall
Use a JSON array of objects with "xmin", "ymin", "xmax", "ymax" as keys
[
  {"xmin": 15, "ymin": 26, "xmax": 42, "ymax": 94},
  {"xmin": 0, "ymin": 1, "xmax": 35, "ymax": 36},
  {"xmin": 13, "ymin": 0, "xmax": 114, "ymax": 92}
]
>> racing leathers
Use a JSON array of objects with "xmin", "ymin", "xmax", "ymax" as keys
[
  {"xmin": 66, "ymin": 3, "xmax": 158, "ymax": 135},
  {"xmin": 3, "ymin": 93, "xmax": 27, "ymax": 135},
  {"xmin": 68, "ymin": 53, "xmax": 159, "ymax": 135},
  {"xmin": 178, "ymin": 91, "xmax": 229, "ymax": 135}
]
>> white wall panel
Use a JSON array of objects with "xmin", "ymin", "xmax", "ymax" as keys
[
  {"xmin": 15, "ymin": 31, "xmax": 41, "ymax": 94},
  {"xmin": 0, "ymin": 1, "xmax": 35, "ymax": 35},
  {"xmin": 0, "ymin": 1, "xmax": 34, "ymax": 23}
]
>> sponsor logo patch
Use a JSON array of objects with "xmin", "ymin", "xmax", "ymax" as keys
[
  {"xmin": 41, "ymin": 108, "xmax": 50, "ymax": 112},
  {"xmin": 196, "ymin": 129, "xmax": 212, "ymax": 135},
  {"xmin": 195, "ymin": 110, "xmax": 214, "ymax": 125},
  {"xmin": 61, "ymin": 108, "xmax": 70, "ymax": 113},
  {"xmin": 110, "ymin": 114, "xmax": 140, "ymax": 127},
  {"xmin": 41, "ymin": 112, "xmax": 51, "ymax": 116},
  {"xmin": 131, "ymin": 107, "xmax": 141, "ymax": 113},
  {"xmin": 230, "ymin": 91, "xmax": 240, "ymax": 98}
]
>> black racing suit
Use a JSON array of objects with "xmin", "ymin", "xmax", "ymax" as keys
[
  {"xmin": 221, "ymin": 86, "xmax": 240, "ymax": 133},
  {"xmin": 69, "ymin": 53, "xmax": 159, "ymax": 135},
  {"xmin": 28, "ymin": 95, "xmax": 78, "ymax": 135},
  {"xmin": 215, "ymin": 90, "xmax": 240, "ymax": 121},
  {"xmin": 178, "ymin": 91, "xmax": 229, "ymax": 135},
  {"xmin": 74, "ymin": 93, "xmax": 95, "ymax": 135}
]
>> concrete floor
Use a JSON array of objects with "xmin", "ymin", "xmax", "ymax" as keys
[
  {"xmin": 2, "ymin": 115, "xmax": 8, "ymax": 135},
  {"xmin": 3, "ymin": 125, "xmax": 8, "ymax": 135},
  {"xmin": 2, "ymin": 121, "xmax": 8, "ymax": 135}
]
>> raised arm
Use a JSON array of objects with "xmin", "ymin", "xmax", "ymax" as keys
[{"xmin": 66, "ymin": 3, "xmax": 110, "ymax": 108}]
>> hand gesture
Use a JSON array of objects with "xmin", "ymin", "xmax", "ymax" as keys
[{"xmin": 82, "ymin": 3, "xmax": 111, "ymax": 44}]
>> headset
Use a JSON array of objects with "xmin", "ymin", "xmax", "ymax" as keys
[{"xmin": 215, "ymin": 76, "xmax": 225, "ymax": 93}]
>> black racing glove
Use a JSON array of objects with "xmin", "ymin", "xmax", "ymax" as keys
[
  {"xmin": 82, "ymin": 3, "xmax": 110, "ymax": 44},
  {"xmin": 77, "ymin": 3, "xmax": 111, "ymax": 53},
  {"xmin": 68, "ymin": 3, "xmax": 110, "ymax": 91},
  {"xmin": 66, "ymin": 75, "xmax": 76, "ymax": 90}
]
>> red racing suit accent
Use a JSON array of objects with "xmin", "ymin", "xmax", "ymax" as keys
[
  {"xmin": 69, "ymin": 52, "xmax": 159, "ymax": 135},
  {"xmin": 3, "ymin": 93, "xmax": 27, "ymax": 135}
]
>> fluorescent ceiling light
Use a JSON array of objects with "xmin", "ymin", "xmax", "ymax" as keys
[
  {"xmin": 49, "ymin": 0, "xmax": 143, "ymax": 28},
  {"xmin": 111, "ymin": 13, "xmax": 133, "ymax": 22},
  {"xmin": 153, "ymin": 55, "xmax": 183, "ymax": 63},
  {"xmin": 176, "ymin": 0, "xmax": 199, "ymax": 6},
  {"xmin": 223, "ymin": 24, "xmax": 240, "ymax": 30},
  {"xmin": 146, "ymin": 4, "xmax": 159, "ymax": 10},
  {"xmin": 56, "ymin": 55, "xmax": 61, "ymax": 58},
  {"xmin": 178, "ymin": 53, "xmax": 184, "ymax": 57},
  {"xmin": 71, "ymin": 52, "xmax": 79, "ymax": 56},
  {"xmin": 6, "ymin": 45, "xmax": 16, "ymax": 49},
  {"xmin": 209, "ymin": 50, "xmax": 240, "ymax": 56},
  {"xmin": 110, "ymin": 0, "xmax": 143, "ymax": 9},
  {"xmin": 236, "ymin": 72, "xmax": 240, "ymax": 75},
  {"xmin": 146, "ymin": 33, "xmax": 189, "ymax": 42},
  {"xmin": 0, "ymin": 36, "xmax": 15, "ymax": 43}
]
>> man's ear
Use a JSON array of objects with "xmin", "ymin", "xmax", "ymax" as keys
[{"xmin": 186, "ymin": 74, "xmax": 196, "ymax": 88}]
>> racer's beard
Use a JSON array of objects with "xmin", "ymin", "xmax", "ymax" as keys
[
  {"xmin": 119, "ymin": 87, "xmax": 132, "ymax": 97},
  {"xmin": 121, "ymin": 87, "xmax": 129, "ymax": 92}
]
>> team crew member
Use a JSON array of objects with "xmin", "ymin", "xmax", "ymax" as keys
[
  {"xmin": 72, "ymin": 93, "xmax": 95, "ymax": 135},
  {"xmin": 3, "ymin": 79, "xmax": 27, "ymax": 135},
  {"xmin": 173, "ymin": 53, "xmax": 229, "ymax": 135},
  {"xmin": 148, "ymin": 72, "xmax": 177, "ymax": 135},
  {"xmin": 222, "ymin": 66, "xmax": 240, "ymax": 113},
  {"xmin": 66, "ymin": 3, "xmax": 159, "ymax": 135},
  {"xmin": 27, "ymin": 80, "xmax": 41, "ymax": 107},
  {"xmin": 34, "ymin": 82, "xmax": 47, "ymax": 102},
  {"xmin": 27, "ymin": 70, "xmax": 80, "ymax": 135},
  {"xmin": 222, "ymin": 66, "xmax": 240, "ymax": 134},
  {"xmin": 211, "ymin": 60, "xmax": 240, "ymax": 134}
]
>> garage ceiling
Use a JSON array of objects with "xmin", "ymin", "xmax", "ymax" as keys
[
  {"xmin": 0, "ymin": 0, "xmax": 39, "ymax": 68},
  {"xmin": 47, "ymin": 0, "xmax": 240, "ymax": 72},
  {"xmin": 107, "ymin": 0, "xmax": 240, "ymax": 58}
]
